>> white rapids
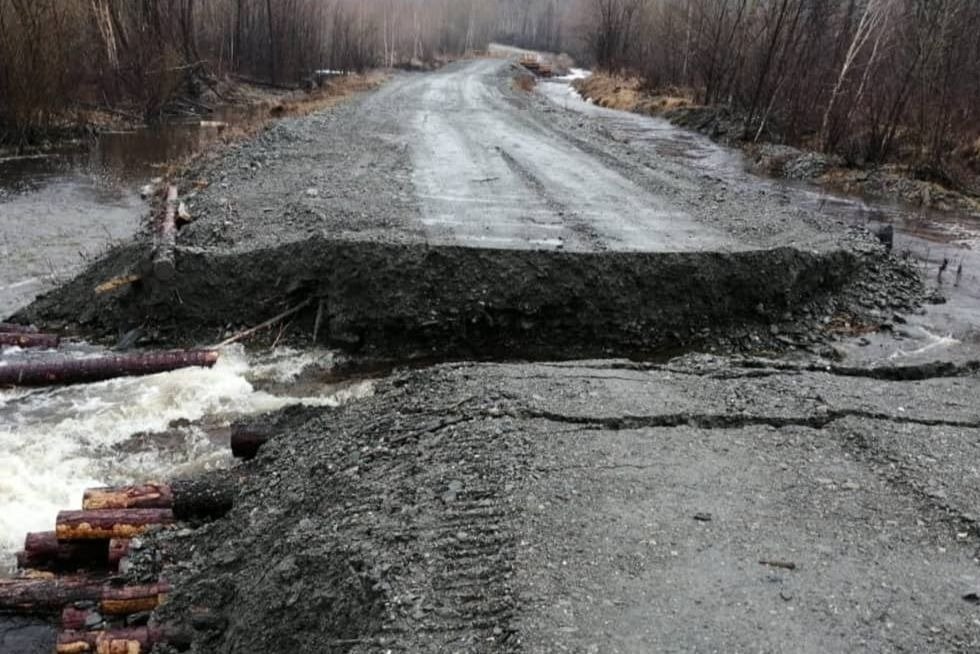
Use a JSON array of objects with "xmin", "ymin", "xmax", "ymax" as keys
[{"xmin": 0, "ymin": 345, "xmax": 372, "ymax": 573}]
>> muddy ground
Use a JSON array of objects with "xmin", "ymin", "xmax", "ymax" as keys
[{"xmin": 4, "ymin": 59, "xmax": 978, "ymax": 652}]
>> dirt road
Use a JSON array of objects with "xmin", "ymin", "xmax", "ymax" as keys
[{"xmin": 174, "ymin": 59, "xmax": 845, "ymax": 255}]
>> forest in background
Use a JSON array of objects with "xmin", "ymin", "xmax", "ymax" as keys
[
  {"xmin": 0, "ymin": 0, "xmax": 575, "ymax": 144},
  {"xmin": 3, "ymin": 0, "xmax": 978, "ymax": 189},
  {"xmin": 584, "ymin": 0, "xmax": 980, "ymax": 184}
]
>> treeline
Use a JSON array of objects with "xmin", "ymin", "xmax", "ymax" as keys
[
  {"xmin": 583, "ymin": 0, "xmax": 980, "ymax": 179},
  {"xmin": 0, "ymin": 0, "xmax": 577, "ymax": 143}
]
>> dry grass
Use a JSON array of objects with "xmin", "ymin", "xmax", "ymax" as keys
[
  {"xmin": 271, "ymin": 72, "xmax": 388, "ymax": 118},
  {"xmin": 573, "ymin": 73, "xmax": 695, "ymax": 115}
]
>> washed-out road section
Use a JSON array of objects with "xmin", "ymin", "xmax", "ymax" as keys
[{"xmin": 18, "ymin": 59, "xmax": 882, "ymax": 359}]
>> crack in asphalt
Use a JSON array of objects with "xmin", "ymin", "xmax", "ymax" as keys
[
  {"xmin": 534, "ymin": 359, "xmax": 980, "ymax": 382},
  {"xmin": 508, "ymin": 408, "xmax": 980, "ymax": 432}
]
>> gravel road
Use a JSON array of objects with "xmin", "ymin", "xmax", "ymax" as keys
[
  {"xmin": 144, "ymin": 357, "xmax": 980, "ymax": 653},
  {"xmin": 179, "ymin": 59, "xmax": 850, "ymax": 255}
]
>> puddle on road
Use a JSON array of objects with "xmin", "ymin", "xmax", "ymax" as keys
[{"xmin": 0, "ymin": 344, "xmax": 371, "ymax": 575}]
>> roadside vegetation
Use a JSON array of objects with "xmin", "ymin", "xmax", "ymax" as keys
[
  {"xmin": 0, "ymin": 0, "xmax": 573, "ymax": 147},
  {"xmin": 577, "ymin": 0, "xmax": 980, "ymax": 205}
]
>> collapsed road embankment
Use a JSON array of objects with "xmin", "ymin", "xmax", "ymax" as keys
[{"xmin": 19, "ymin": 237, "xmax": 866, "ymax": 360}]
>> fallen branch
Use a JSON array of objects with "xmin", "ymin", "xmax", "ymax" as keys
[
  {"xmin": 0, "ymin": 350, "xmax": 219, "ymax": 388},
  {"xmin": 95, "ymin": 274, "xmax": 141, "ymax": 295},
  {"xmin": 215, "ymin": 299, "xmax": 312, "ymax": 348}
]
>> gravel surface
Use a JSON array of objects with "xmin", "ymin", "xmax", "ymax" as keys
[
  {"xmin": 177, "ymin": 59, "xmax": 862, "ymax": 255},
  {"xmin": 139, "ymin": 357, "xmax": 980, "ymax": 653}
]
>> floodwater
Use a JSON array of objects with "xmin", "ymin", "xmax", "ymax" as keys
[
  {"xmin": 0, "ymin": 345, "xmax": 372, "ymax": 574},
  {"xmin": 540, "ymin": 76, "xmax": 980, "ymax": 363},
  {"xmin": 0, "ymin": 117, "xmax": 251, "ymax": 311},
  {"xmin": 0, "ymin": 113, "xmax": 352, "ymax": 575}
]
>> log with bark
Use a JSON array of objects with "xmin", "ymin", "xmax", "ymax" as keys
[
  {"xmin": 0, "ymin": 350, "xmax": 219, "ymax": 388},
  {"xmin": 0, "ymin": 322, "xmax": 38, "ymax": 334},
  {"xmin": 82, "ymin": 476, "xmax": 236, "ymax": 521},
  {"xmin": 152, "ymin": 185, "xmax": 179, "ymax": 282},
  {"xmin": 83, "ymin": 485, "xmax": 173, "ymax": 512},
  {"xmin": 15, "ymin": 533, "xmax": 110, "ymax": 573},
  {"xmin": 56, "ymin": 509, "xmax": 174, "ymax": 541},
  {"xmin": 0, "ymin": 578, "xmax": 103, "ymax": 615},
  {"xmin": 56, "ymin": 625, "xmax": 190, "ymax": 654},
  {"xmin": 60, "ymin": 606, "xmax": 102, "ymax": 631},
  {"xmin": 100, "ymin": 582, "xmax": 172, "ymax": 615},
  {"xmin": 0, "ymin": 332, "xmax": 60, "ymax": 349},
  {"xmin": 0, "ymin": 578, "xmax": 170, "ymax": 616}
]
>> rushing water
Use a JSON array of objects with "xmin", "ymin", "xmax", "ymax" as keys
[
  {"xmin": 0, "ymin": 115, "xmax": 355, "ymax": 575},
  {"xmin": 0, "ymin": 344, "xmax": 371, "ymax": 573}
]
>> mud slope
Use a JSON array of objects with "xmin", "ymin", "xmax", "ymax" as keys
[
  {"xmin": 21, "ymin": 237, "xmax": 863, "ymax": 358},
  {"xmin": 148, "ymin": 358, "xmax": 980, "ymax": 653}
]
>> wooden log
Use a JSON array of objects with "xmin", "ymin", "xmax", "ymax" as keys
[
  {"xmin": 0, "ymin": 350, "xmax": 219, "ymax": 388},
  {"xmin": 0, "ymin": 322, "xmax": 38, "ymax": 334},
  {"xmin": 56, "ymin": 626, "xmax": 176, "ymax": 653},
  {"xmin": 0, "ymin": 332, "xmax": 60, "ymax": 349},
  {"xmin": 83, "ymin": 485, "xmax": 174, "ymax": 512},
  {"xmin": 171, "ymin": 476, "xmax": 236, "ymax": 520},
  {"xmin": 56, "ymin": 509, "xmax": 174, "ymax": 541},
  {"xmin": 61, "ymin": 606, "xmax": 102, "ymax": 631},
  {"xmin": 15, "ymin": 533, "xmax": 109, "ymax": 572},
  {"xmin": 83, "ymin": 478, "xmax": 234, "ymax": 521},
  {"xmin": 0, "ymin": 578, "xmax": 102, "ymax": 614},
  {"xmin": 230, "ymin": 423, "xmax": 276, "ymax": 460},
  {"xmin": 152, "ymin": 185, "xmax": 179, "ymax": 282},
  {"xmin": 100, "ymin": 582, "xmax": 171, "ymax": 615},
  {"xmin": 0, "ymin": 578, "xmax": 170, "ymax": 616}
]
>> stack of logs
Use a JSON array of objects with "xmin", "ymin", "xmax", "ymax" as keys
[
  {"xmin": 0, "ymin": 323, "xmax": 219, "ymax": 388},
  {"xmin": 1, "ymin": 480, "xmax": 233, "ymax": 653}
]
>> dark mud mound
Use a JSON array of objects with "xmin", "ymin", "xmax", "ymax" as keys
[
  {"xmin": 152, "ymin": 370, "xmax": 525, "ymax": 652},
  {"xmin": 20, "ymin": 237, "xmax": 862, "ymax": 358}
]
